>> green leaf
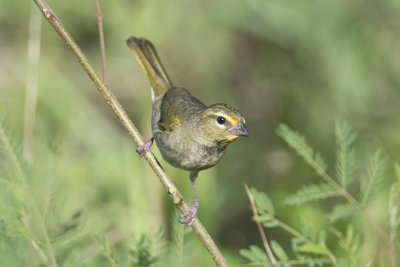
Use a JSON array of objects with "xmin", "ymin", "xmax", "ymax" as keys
[
  {"xmin": 350, "ymin": 234, "xmax": 360, "ymax": 256},
  {"xmin": 389, "ymin": 180, "xmax": 400, "ymax": 229},
  {"xmin": 327, "ymin": 203, "xmax": 359, "ymax": 222},
  {"xmin": 335, "ymin": 121, "xmax": 357, "ymax": 187},
  {"xmin": 271, "ymin": 240, "xmax": 288, "ymax": 262},
  {"xmin": 277, "ymin": 124, "xmax": 327, "ymax": 176},
  {"xmin": 239, "ymin": 249, "xmax": 257, "ymax": 262},
  {"xmin": 318, "ymin": 230, "xmax": 326, "ymax": 245},
  {"xmin": 239, "ymin": 245, "xmax": 268, "ymax": 263},
  {"xmin": 262, "ymin": 220, "xmax": 280, "ymax": 228},
  {"xmin": 251, "ymin": 188, "xmax": 275, "ymax": 216},
  {"xmin": 345, "ymin": 224, "xmax": 354, "ymax": 247},
  {"xmin": 308, "ymin": 225, "xmax": 316, "ymax": 243},
  {"xmin": 257, "ymin": 214, "xmax": 279, "ymax": 228},
  {"xmin": 297, "ymin": 216, "xmax": 317, "ymax": 241},
  {"xmin": 250, "ymin": 245, "xmax": 269, "ymax": 262},
  {"xmin": 331, "ymin": 224, "xmax": 362, "ymax": 260},
  {"xmin": 257, "ymin": 214, "xmax": 274, "ymax": 221},
  {"xmin": 395, "ymin": 163, "xmax": 400, "ymax": 181},
  {"xmin": 297, "ymin": 244, "xmax": 330, "ymax": 256},
  {"xmin": 284, "ymin": 183, "xmax": 339, "ymax": 205},
  {"xmin": 298, "ymin": 216, "xmax": 306, "ymax": 237},
  {"xmin": 360, "ymin": 150, "xmax": 388, "ymax": 205}
]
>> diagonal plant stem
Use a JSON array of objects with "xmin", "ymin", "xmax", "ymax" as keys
[
  {"xmin": 23, "ymin": 1, "xmax": 42, "ymax": 166},
  {"xmin": 256, "ymin": 208, "xmax": 337, "ymax": 264},
  {"xmin": 32, "ymin": 1, "xmax": 228, "ymax": 266},
  {"xmin": 319, "ymin": 172, "xmax": 389, "ymax": 243},
  {"xmin": 94, "ymin": 0, "xmax": 107, "ymax": 86},
  {"xmin": 308, "ymin": 158, "xmax": 389, "ymax": 243},
  {"xmin": 244, "ymin": 184, "xmax": 276, "ymax": 264},
  {"xmin": 244, "ymin": 183, "xmax": 336, "ymax": 264},
  {"xmin": 280, "ymin": 127, "xmax": 389, "ymax": 244}
]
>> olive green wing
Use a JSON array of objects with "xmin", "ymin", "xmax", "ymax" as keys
[{"xmin": 158, "ymin": 87, "xmax": 206, "ymax": 134}]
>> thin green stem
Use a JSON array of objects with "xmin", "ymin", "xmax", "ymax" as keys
[
  {"xmin": 330, "ymin": 227, "xmax": 358, "ymax": 264},
  {"xmin": 94, "ymin": 0, "xmax": 107, "ymax": 86},
  {"xmin": 300, "ymin": 146, "xmax": 389, "ymax": 243},
  {"xmin": 319, "ymin": 171, "xmax": 389, "ymax": 243},
  {"xmin": 0, "ymin": 125, "xmax": 25, "ymax": 184},
  {"xmin": 32, "ymin": 1, "xmax": 228, "ymax": 266},
  {"xmin": 390, "ymin": 230, "xmax": 398, "ymax": 267},
  {"xmin": 23, "ymin": 0, "xmax": 41, "ymax": 167},
  {"xmin": 258, "ymin": 209, "xmax": 336, "ymax": 264},
  {"xmin": 244, "ymin": 184, "xmax": 277, "ymax": 264}
]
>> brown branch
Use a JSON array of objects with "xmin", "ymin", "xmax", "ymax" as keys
[
  {"xmin": 244, "ymin": 184, "xmax": 277, "ymax": 264},
  {"xmin": 94, "ymin": 0, "xmax": 107, "ymax": 86},
  {"xmin": 32, "ymin": 0, "xmax": 228, "ymax": 266}
]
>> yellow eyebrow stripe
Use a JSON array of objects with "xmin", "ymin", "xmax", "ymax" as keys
[{"xmin": 209, "ymin": 112, "xmax": 239, "ymax": 125}]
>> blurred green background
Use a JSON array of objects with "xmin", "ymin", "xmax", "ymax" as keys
[{"xmin": 1, "ymin": 0, "xmax": 400, "ymax": 266}]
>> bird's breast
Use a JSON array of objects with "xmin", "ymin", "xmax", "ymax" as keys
[{"xmin": 154, "ymin": 130, "xmax": 226, "ymax": 172}]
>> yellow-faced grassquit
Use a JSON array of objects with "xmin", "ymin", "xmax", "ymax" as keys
[{"xmin": 126, "ymin": 37, "xmax": 249, "ymax": 226}]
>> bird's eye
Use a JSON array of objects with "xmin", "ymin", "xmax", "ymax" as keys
[{"xmin": 216, "ymin": 116, "xmax": 226, "ymax": 125}]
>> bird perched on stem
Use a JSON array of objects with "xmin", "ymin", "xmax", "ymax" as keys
[{"xmin": 126, "ymin": 36, "xmax": 249, "ymax": 226}]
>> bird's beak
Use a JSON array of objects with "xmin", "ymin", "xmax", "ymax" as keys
[{"xmin": 230, "ymin": 122, "xmax": 250, "ymax": 137}]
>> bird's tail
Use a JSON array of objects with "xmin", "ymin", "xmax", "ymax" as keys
[{"xmin": 126, "ymin": 37, "xmax": 172, "ymax": 99}]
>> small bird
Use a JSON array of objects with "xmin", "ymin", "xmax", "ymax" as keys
[{"xmin": 126, "ymin": 37, "xmax": 249, "ymax": 226}]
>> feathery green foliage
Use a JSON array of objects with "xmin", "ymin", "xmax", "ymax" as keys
[
  {"xmin": 327, "ymin": 203, "xmax": 358, "ymax": 223},
  {"xmin": 166, "ymin": 210, "xmax": 196, "ymax": 267},
  {"xmin": 359, "ymin": 150, "xmax": 388, "ymax": 206},
  {"xmin": 0, "ymin": 114, "xmax": 174, "ymax": 266},
  {"xmin": 331, "ymin": 225, "xmax": 362, "ymax": 265},
  {"xmin": 335, "ymin": 121, "xmax": 357, "ymax": 187},
  {"xmin": 270, "ymin": 240, "xmax": 288, "ymax": 262},
  {"xmin": 239, "ymin": 245, "xmax": 269, "ymax": 265},
  {"xmin": 251, "ymin": 187, "xmax": 275, "ymax": 216},
  {"xmin": 242, "ymin": 123, "xmax": 398, "ymax": 267},
  {"xmin": 129, "ymin": 229, "xmax": 166, "ymax": 267},
  {"xmin": 389, "ymin": 164, "xmax": 400, "ymax": 231},
  {"xmin": 243, "ymin": 187, "xmax": 335, "ymax": 266},
  {"xmin": 284, "ymin": 183, "xmax": 339, "ymax": 205},
  {"xmin": 277, "ymin": 124, "xmax": 327, "ymax": 176}
]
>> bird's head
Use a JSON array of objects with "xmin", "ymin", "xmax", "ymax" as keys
[{"xmin": 196, "ymin": 103, "xmax": 249, "ymax": 147}]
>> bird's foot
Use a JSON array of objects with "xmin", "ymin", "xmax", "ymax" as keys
[
  {"xmin": 136, "ymin": 138, "xmax": 154, "ymax": 156},
  {"xmin": 179, "ymin": 204, "xmax": 198, "ymax": 226}
]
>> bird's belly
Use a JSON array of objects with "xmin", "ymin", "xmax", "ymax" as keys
[{"xmin": 154, "ymin": 132, "xmax": 225, "ymax": 171}]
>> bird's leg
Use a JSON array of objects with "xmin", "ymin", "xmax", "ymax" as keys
[
  {"xmin": 179, "ymin": 171, "xmax": 199, "ymax": 226},
  {"xmin": 136, "ymin": 137, "xmax": 154, "ymax": 156}
]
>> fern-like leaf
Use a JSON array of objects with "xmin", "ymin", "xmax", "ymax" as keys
[
  {"xmin": 270, "ymin": 240, "xmax": 288, "ymax": 262},
  {"xmin": 0, "ymin": 119, "xmax": 26, "ymax": 183},
  {"xmin": 284, "ymin": 182, "xmax": 339, "ymax": 205},
  {"xmin": 359, "ymin": 150, "xmax": 387, "ymax": 206},
  {"xmin": 389, "ymin": 164, "xmax": 400, "ymax": 229},
  {"xmin": 327, "ymin": 203, "xmax": 358, "ymax": 222},
  {"xmin": 168, "ymin": 210, "xmax": 193, "ymax": 267},
  {"xmin": 239, "ymin": 245, "xmax": 268, "ymax": 264},
  {"xmin": 257, "ymin": 214, "xmax": 280, "ymax": 228},
  {"xmin": 251, "ymin": 187, "xmax": 275, "ymax": 216},
  {"xmin": 331, "ymin": 225, "xmax": 362, "ymax": 263},
  {"xmin": 297, "ymin": 216, "xmax": 327, "ymax": 245},
  {"xmin": 335, "ymin": 121, "xmax": 357, "ymax": 187},
  {"xmin": 297, "ymin": 244, "xmax": 330, "ymax": 256},
  {"xmin": 277, "ymin": 124, "xmax": 327, "ymax": 176}
]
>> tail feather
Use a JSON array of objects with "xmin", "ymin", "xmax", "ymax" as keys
[{"xmin": 126, "ymin": 37, "xmax": 172, "ymax": 99}]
